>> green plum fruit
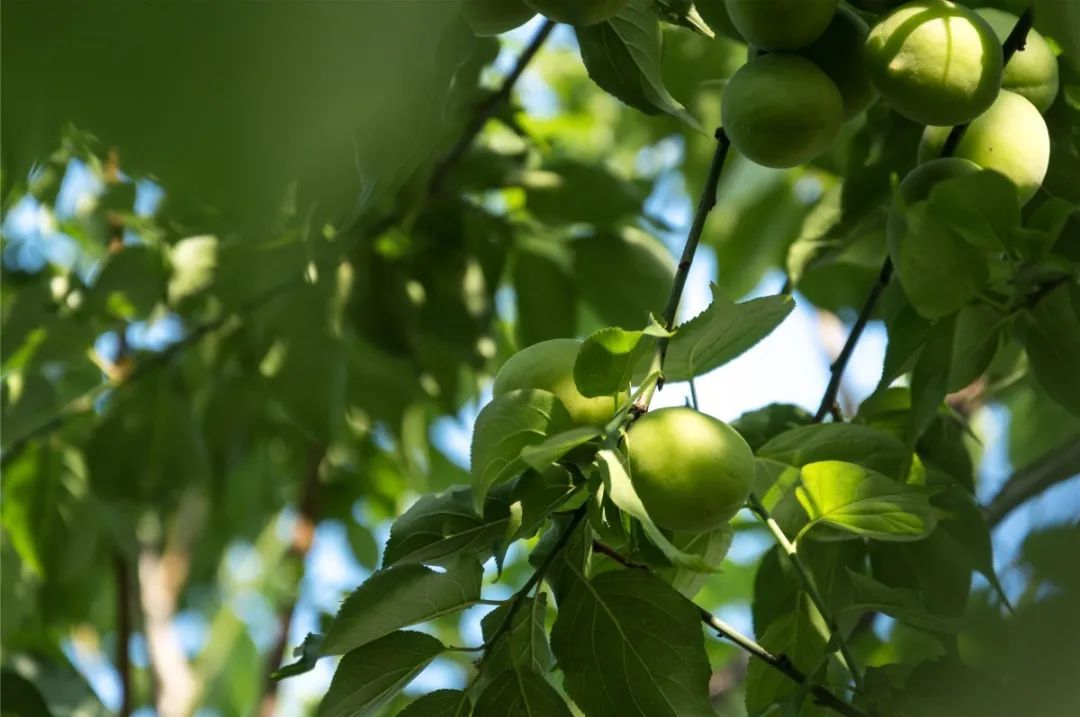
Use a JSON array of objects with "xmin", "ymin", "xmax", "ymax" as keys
[
  {"xmin": 977, "ymin": 8, "xmax": 1059, "ymax": 112},
  {"xmin": 918, "ymin": 90, "xmax": 1050, "ymax": 204},
  {"xmin": 722, "ymin": 54, "xmax": 843, "ymax": 168},
  {"xmin": 627, "ymin": 407, "xmax": 754, "ymax": 532},
  {"xmin": 724, "ymin": 0, "xmax": 839, "ymax": 50},
  {"xmin": 493, "ymin": 338, "xmax": 627, "ymax": 428},
  {"xmin": 865, "ymin": 0, "xmax": 1003, "ymax": 125},
  {"xmin": 524, "ymin": 0, "xmax": 628, "ymax": 26},
  {"xmin": 463, "ymin": 0, "xmax": 537, "ymax": 36}
]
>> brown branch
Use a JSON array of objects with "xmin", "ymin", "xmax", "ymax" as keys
[
  {"xmin": 985, "ymin": 439, "xmax": 1080, "ymax": 528},
  {"xmin": 427, "ymin": 19, "xmax": 556, "ymax": 195},
  {"xmin": 634, "ymin": 128, "xmax": 732, "ymax": 414},
  {"xmin": 114, "ymin": 553, "xmax": 134, "ymax": 717},
  {"xmin": 258, "ymin": 444, "xmax": 326, "ymax": 717},
  {"xmin": 812, "ymin": 259, "xmax": 893, "ymax": 422}
]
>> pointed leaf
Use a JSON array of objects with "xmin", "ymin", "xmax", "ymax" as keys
[
  {"xmin": 550, "ymin": 570, "xmax": 714, "ymax": 717},
  {"xmin": 796, "ymin": 461, "xmax": 939, "ymax": 542},
  {"xmin": 842, "ymin": 569, "xmax": 960, "ymax": 632},
  {"xmin": 317, "ymin": 631, "xmax": 443, "ymax": 717},
  {"xmin": 470, "ymin": 388, "xmax": 573, "ymax": 511},
  {"xmin": 574, "ymin": 326, "xmax": 648, "ymax": 398},
  {"xmin": 575, "ymin": 0, "xmax": 700, "ymax": 129},
  {"xmin": 322, "ymin": 556, "xmax": 482, "ymax": 656},
  {"xmin": 520, "ymin": 428, "xmax": 601, "ymax": 470},
  {"xmin": 664, "ymin": 286, "xmax": 794, "ymax": 382},
  {"xmin": 399, "ymin": 690, "xmax": 471, "ymax": 717},
  {"xmin": 473, "ymin": 669, "xmax": 572, "ymax": 717}
]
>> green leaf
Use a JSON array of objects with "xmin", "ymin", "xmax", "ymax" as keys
[
  {"xmin": 398, "ymin": 690, "xmax": 471, "ymax": 717},
  {"xmin": 513, "ymin": 239, "xmax": 577, "ymax": 347},
  {"xmin": 745, "ymin": 595, "xmax": 828, "ymax": 715},
  {"xmin": 523, "ymin": 159, "xmax": 649, "ymax": 228},
  {"xmin": 520, "ymin": 428, "xmax": 602, "ymax": 471},
  {"xmin": 948, "ymin": 303, "xmax": 1005, "ymax": 392},
  {"xmin": 321, "ymin": 556, "xmax": 482, "ymax": 656},
  {"xmin": 88, "ymin": 246, "xmax": 168, "ymax": 318},
  {"xmin": 730, "ymin": 403, "xmax": 813, "ymax": 453},
  {"xmin": 842, "ymin": 569, "xmax": 960, "ymax": 632},
  {"xmin": 477, "ymin": 593, "xmax": 554, "ymax": 694},
  {"xmin": 598, "ymin": 449, "xmax": 719, "ymax": 572},
  {"xmin": 879, "ymin": 300, "xmax": 933, "ymax": 390},
  {"xmin": 927, "ymin": 170, "xmax": 1020, "ymax": 250},
  {"xmin": 470, "ymin": 389, "xmax": 574, "ymax": 511},
  {"xmin": 664, "ymin": 286, "xmax": 794, "ymax": 382},
  {"xmin": 473, "ymin": 669, "xmax": 572, "ymax": 717},
  {"xmin": 1, "ymin": 669, "xmax": 53, "ymax": 717},
  {"xmin": 550, "ymin": 570, "xmax": 714, "ymax": 717},
  {"xmin": 908, "ymin": 316, "xmax": 955, "ymax": 443},
  {"xmin": 1025, "ymin": 283, "xmax": 1080, "ymax": 417},
  {"xmin": 795, "ymin": 461, "xmax": 939, "ymax": 542},
  {"xmin": 888, "ymin": 202, "xmax": 989, "ymax": 319},
  {"xmin": 662, "ymin": 525, "xmax": 733, "ymax": 598},
  {"xmin": 573, "ymin": 228, "xmax": 675, "ymax": 330},
  {"xmin": 574, "ymin": 326, "xmax": 649, "ymax": 398},
  {"xmin": 575, "ymin": 0, "xmax": 700, "ymax": 130},
  {"xmin": 317, "ymin": 631, "xmax": 443, "ymax": 717},
  {"xmin": 757, "ymin": 423, "xmax": 916, "ymax": 482}
]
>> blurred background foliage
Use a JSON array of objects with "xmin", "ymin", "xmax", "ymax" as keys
[{"xmin": 1, "ymin": 2, "xmax": 1079, "ymax": 716}]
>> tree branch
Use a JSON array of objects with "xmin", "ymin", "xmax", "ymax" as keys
[
  {"xmin": 812, "ymin": 259, "xmax": 893, "ymax": 422},
  {"xmin": 427, "ymin": 19, "xmax": 556, "ymax": 195},
  {"xmin": 634, "ymin": 128, "xmax": 732, "ymax": 415},
  {"xmin": 258, "ymin": 444, "xmax": 326, "ymax": 717},
  {"xmin": 985, "ymin": 439, "xmax": 1080, "ymax": 528},
  {"xmin": 590, "ymin": 540, "xmax": 868, "ymax": 717},
  {"xmin": 114, "ymin": 553, "xmax": 134, "ymax": 717},
  {"xmin": 747, "ymin": 494, "xmax": 865, "ymax": 693}
]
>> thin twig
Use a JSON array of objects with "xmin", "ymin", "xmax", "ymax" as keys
[
  {"xmin": 747, "ymin": 495, "xmax": 865, "ymax": 694},
  {"xmin": 634, "ymin": 128, "xmax": 732, "ymax": 414},
  {"xmin": 985, "ymin": 439, "xmax": 1080, "ymax": 528},
  {"xmin": 482, "ymin": 505, "xmax": 588, "ymax": 652},
  {"xmin": 941, "ymin": 8, "xmax": 1034, "ymax": 156},
  {"xmin": 258, "ymin": 444, "xmax": 326, "ymax": 717},
  {"xmin": 812, "ymin": 259, "xmax": 893, "ymax": 422},
  {"xmin": 427, "ymin": 19, "xmax": 556, "ymax": 195},
  {"xmin": 589, "ymin": 540, "xmax": 868, "ymax": 717},
  {"xmin": 114, "ymin": 553, "xmax": 134, "ymax": 717}
]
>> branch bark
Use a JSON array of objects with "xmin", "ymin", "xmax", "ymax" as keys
[
  {"xmin": 258, "ymin": 444, "xmax": 326, "ymax": 717},
  {"xmin": 985, "ymin": 439, "xmax": 1080, "ymax": 528},
  {"xmin": 114, "ymin": 554, "xmax": 134, "ymax": 717},
  {"xmin": 634, "ymin": 128, "xmax": 732, "ymax": 415}
]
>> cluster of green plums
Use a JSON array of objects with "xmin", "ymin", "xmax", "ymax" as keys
[
  {"xmin": 719, "ymin": 0, "xmax": 1057, "ymax": 199},
  {"xmin": 492, "ymin": 338, "xmax": 755, "ymax": 533}
]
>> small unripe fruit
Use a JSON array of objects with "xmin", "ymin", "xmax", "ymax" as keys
[
  {"xmin": 722, "ymin": 54, "xmax": 843, "ymax": 168},
  {"xmin": 463, "ymin": 0, "xmax": 537, "ymax": 36},
  {"xmin": 864, "ymin": 0, "xmax": 1003, "ymax": 126},
  {"xmin": 977, "ymin": 8, "xmax": 1059, "ymax": 112},
  {"xmin": 493, "ymin": 338, "xmax": 626, "ymax": 429},
  {"xmin": 724, "ymin": 0, "xmax": 839, "ymax": 50},
  {"xmin": 524, "ymin": 0, "xmax": 628, "ymax": 26},
  {"xmin": 627, "ymin": 407, "xmax": 754, "ymax": 532},
  {"xmin": 918, "ymin": 90, "xmax": 1050, "ymax": 204}
]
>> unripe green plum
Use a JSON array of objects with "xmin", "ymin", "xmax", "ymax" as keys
[
  {"xmin": 724, "ymin": 0, "xmax": 839, "ymax": 50},
  {"xmin": 493, "ymin": 338, "xmax": 627, "ymax": 429},
  {"xmin": 463, "ymin": 0, "xmax": 537, "ymax": 36},
  {"xmin": 864, "ymin": 0, "xmax": 1003, "ymax": 125},
  {"xmin": 627, "ymin": 407, "xmax": 754, "ymax": 532},
  {"xmin": 977, "ymin": 8, "xmax": 1059, "ymax": 112},
  {"xmin": 918, "ymin": 90, "xmax": 1050, "ymax": 204},
  {"xmin": 722, "ymin": 54, "xmax": 843, "ymax": 168},
  {"xmin": 524, "ymin": 0, "xmax": 628, "ymax": 26}
]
